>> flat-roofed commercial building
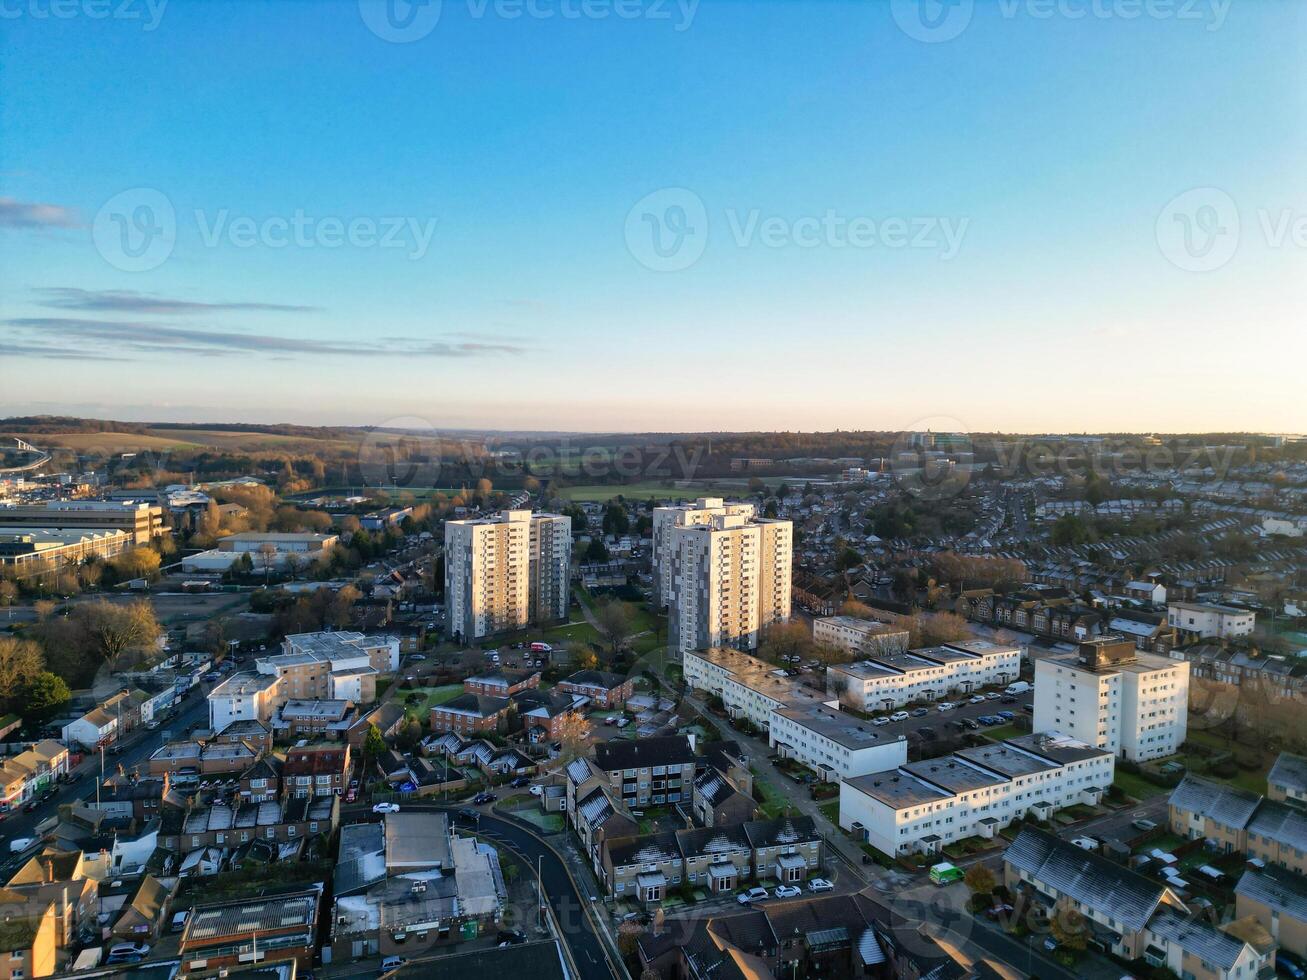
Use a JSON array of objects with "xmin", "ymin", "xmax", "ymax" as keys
[
  {"xmin": 445, "ymin": 510, "xmax": 572, "ymax": 641},
  {"xmin": 180, "ymin": 886, "xmax": 322, "ymax": 975},
  {"xmin": 840, "ymin": 732, "xmax": 1112, "ymax": 858},
  {"xmin": 1167, "ymin": 601, "xmax": 1256, "ymax": 642},
  {"xmin": 812, "ymin": 615, "xmax": 910, "ymax": 657},
  {"xmin": 0, "ymin": 527, "xmax": 132, "ymax": 568},
  {"xmin": 668, "ymin": 512, "xmax": 791, "ymax": 655},
  {"xmin": 826, "ymin": 639, "xmax": 1021, "ymax": 711},
  {"xmin": 651, "ymin": 498, "xmax": 755, "ymax": 607},
  {"xmin": 1034, "ymin": 637, "xmax": 1189, "ymax": 761},
  {"xmin": 0, "ymin": 499, "xmax": 163, "ymax": 545}
]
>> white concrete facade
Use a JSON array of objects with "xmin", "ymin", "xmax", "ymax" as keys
[
  {"xmin": 826, "ymin": 640, "xmax": 1021, "ymax": 711},
  {"xmin": 769, "ymin": 705, "xmax": 908, "ymax": 780},
  {"xmin": 1167, "ymin": 602, "xmax": 1255, "ymax": 642},
  {"xmin": 839, "ymin": 733, "xmax": 1113, "ymax": 857},
  {"xmin": 812, "ymin": 616, "xmax": 910, "ymax": 657},
  {"xmin": 652, "ymin": 498, "xmax": 755, "ymax": 608},
  {"xmin": 1034, "ymin": 643, "xmax": 1189, "ymax": 762}
]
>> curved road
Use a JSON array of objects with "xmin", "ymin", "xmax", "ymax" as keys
[{"xmin": 352, "ymin": 802, "xmax": 620, "ymax": 980}]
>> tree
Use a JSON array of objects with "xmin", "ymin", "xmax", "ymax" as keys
[
  {"xmin": 363, "ymin": 723, "xmax": 387, "ymax": 766},
  {"xmin": 74, "ymin": 599, "xmax": 163, "ymax": 667},
  {"xmin": 1049, "ymin": 906, "xmax": 1089, "ymax": 953},
  {"xmin": 569, "ymin": 644, "xmax": 600, "ymax": 672},
  {"xmin": 584, "ymin": 537, "xmax": 610, "ymax": 562},
  {"xmin": 835, "ymin": 546, "xmax": 863, "ymax": 571},
  {"xmin": 594, "ymin": 597, "xmax": 634, "ymax": 655},
  {"xmin": 257, "ymin": 542, "xmax": 278, "ymax": 584},
  {"xmin": 111, "ymin": 546, "xmax": 162, "ymax": 581},
  {"xmin": 555, "ymin": 712, "xmax": 593, "ymax": 761},
  {"xmin": 759, "ymin": 620, "xmax": 815, "ymax": 663},
  {"xmin": 22, "ymin": 671, "xmax": 71, "ymax": 724},
  {"xmin": 0, "ymin": 579, "xmax": 17, "ymax": 617},
  {"xmin": 0, "ymin": 637, "xmax": 44, "ymax": 710},
  {"xmin": 33, "ymin": 599, "xmax": 56, "ymax": 621},
  {"xmin": 964, "ymin": 863, "xmax": 996, "ymax": 896},
  {"xmin": 616, "ymin": 922, "xmax": 644, "ymax": 958}
]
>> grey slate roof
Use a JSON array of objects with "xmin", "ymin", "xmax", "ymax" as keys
[
  {"xmin": 743, "ymin": 815, "xmax": 819, "ymax": 849},
  {"xmin": 1168, "ymin": 775, "xmax": 1262, "ymax": 828},
  {"xmin": 1269, "ymin": 752, "xmax": 1307, "ymax": 796},
  {"xmin": 1236, "ymin": 864, "xmax": 1307, "ymax": 922},
  {"xmin": 1004, "ymin": 826, "xmax": 1170, "ymax": 934},
  {"xmin": 594, "ymin": 735, "xmax": 695, "ymax": 772},
  {"xmin": 1247, "ymin": 799, "xmax": 1307, "ymax": 853},
  {"xmin": 1147, "ymin": 909, "xmax": 1248, "ymax": 971}
]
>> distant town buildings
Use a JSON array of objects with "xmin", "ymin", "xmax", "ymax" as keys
[
  {"xmin": 444, "ymin": 509, "xmax": 571, "ymax": 641},
  {"xmin": 1033, "ymin": 638, "xmax": 1189, "ymax": 762},
  {"xmin": 0, "ymin": 499, "xmax": 163, "ymax": 545}
]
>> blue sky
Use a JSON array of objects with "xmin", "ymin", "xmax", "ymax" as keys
[{"xmin": 1, "ymin": 0, "xmax": 1303, "ymax": 433}]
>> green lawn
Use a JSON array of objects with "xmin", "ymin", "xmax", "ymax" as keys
[
  {"xmin": 983, "ymin": 723, "xmax": 1028, "ymax": 742},
  {"xmin": 393, "ymin": 684, "xmax": 464, "ymax": 715},
  {"xmin": 817, "ymin": 800, "xmax": 840, "ymax": 825},
  {"xmin": 751, "ymin": 775, "xmax": 793, "ymax": 819},
  {"xmin": 1113, "ymin": 769, "xmax": 1170, "ymax": 801}
]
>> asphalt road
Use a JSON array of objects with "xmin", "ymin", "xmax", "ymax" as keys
[
  {"xmin": 344, "ymin": 803, "xmax": 619, "ymax": 980},
  {"xmin": 0, "ymin": 688, "xmax": 209, "ymax": 872}
]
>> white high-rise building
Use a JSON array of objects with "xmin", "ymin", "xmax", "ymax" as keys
[
  {"xmin": 1033, "ymin": 637, "xmax": 1189, "ymax": 762},
  {"xmin": 652, "ymin": 498, "xmax": 756, "ymax": 608},
  {"xmin": 668, "ymin": 512, "xmax": 791, "ymax": 655},
  {"xmin": 445, "ymin": 509, "xmax": 572, "ymax": 641}
]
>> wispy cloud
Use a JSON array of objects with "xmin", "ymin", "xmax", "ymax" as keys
[
  {"xmin": 35, "ymin": 287, "xmax": 320, "ymax": 315},
  {"xmin": 0, "ymin": 340, "xmax": 126, "ymax": 361},
  {"xmin": 1, "ymin": 317, "xmax": 534, "ymax": 361},
  {"xmin": 0, "ymin": 198, "xmax": 79, "ymax": 229}
]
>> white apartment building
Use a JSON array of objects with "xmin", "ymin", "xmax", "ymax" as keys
[
  {"xmin": 445, "ymin": 509, "xmax": 572, "ymax": 641},
  {"xmin": 683, "ymin": 647, "xmax": 826, "ymax": 731},
  {"xmin": 826, "ymin": 640, "xmax": 1022, "ymax": 712},
  {"xmin": 651, "ymin": 498, "xmax": 755, "ymax": 608},
  {"xmin": 1033, "ymin": 638, "xmax": 1189, "ymax": 762},
  {"xmin": 839, "ymin": 732, "xmax": 1113, "ymax": 857},
  {"xmin": 770, "ymin": 704, "xmax": 907, "ymax": 781},
  {"xmin": 812, "ymin": 616, "xmax": 910, "ymax": 657},
  {"xmin": 1167, "ymin": 601, "xmax": 1255, "ymax": 642},
  {"xmin": 668, "ymin": 512, "xmax": 791, "ymax": 655},
  {"xmin": 208, "ymin": 672, "xmax": 282, "ymax": 731}
]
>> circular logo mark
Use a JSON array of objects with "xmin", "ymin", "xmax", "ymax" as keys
[
  {"xmin": 624, "ymin": 187, "xmax": 708, "ymax": 272},
  {"xmin": 889, "ymin": 417, "xmax": 974, "ymax": 503},
  {"xmin": 890, "ymin": 0, "xmax": 974, "ymax": 43},
  {"xmin": 358, "ymin": 0, "xmax": 442, "ymax": 43},
  {"xmin": 1155, "ymin": 187, "xmax": 1239, "ymax": 272},
  {"xmin": 358, "ymin": 417, "xmax": 443, "ymax": 489},
  {"xmin": 92, "ymin": 188, "xmax": 176, "ymax": 273}
]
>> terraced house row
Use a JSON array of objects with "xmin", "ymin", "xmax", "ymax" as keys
[{"xmin": 601, "ymin": 815, "xmax": 824, "ymax": 904}]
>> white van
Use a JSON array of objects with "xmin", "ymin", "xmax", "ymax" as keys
[{"xmin": 1003, "ymin": 681, "xmax": 1031, "ymax": 696}]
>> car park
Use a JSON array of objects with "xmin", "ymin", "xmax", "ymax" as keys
[
  {"xmin": 808, "ymin": 878, "xmax": 834, "ymax": 892},
  {"xmin": 774, "ymin": 885, "xmax": 802, "ymax": 898},
  {"xmin": 737, "ymin": 886, "xmax": 770, "ymax": 905}
]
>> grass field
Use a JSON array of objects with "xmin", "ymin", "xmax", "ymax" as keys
[
  {"xmin": 393, "ymin": 684, "xmax": 464, "ymax": 716},
  {"xmin": 1113, "ymin": 769, "xmax": 1170, "ymax": 801},
  {"xmin": 982, "ymin": 723, "xmax": 1027, "ymax": 742}
]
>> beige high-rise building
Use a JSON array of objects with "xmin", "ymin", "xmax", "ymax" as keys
[
  {"xmin": 651, "ymin": 498, "xmax": 755, "ymax": 608},
  {"xmin": 669, "ymin": 512, "xmax": 791, "ymax": 655},
  {"xmin": 445, "ymin": 510, "xmax": 572, "ymax": 641}
]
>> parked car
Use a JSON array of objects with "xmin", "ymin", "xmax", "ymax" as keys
[
  {"xmin": 872, "ymin": 716, "xmax": 891, "ymax": 727},
  {"xmin": 968, "ymin": 695, "xmax": 986, "ymax": 704},
  {"xmin": 960, "ymin": 718, "xmax": 979, "ymax": 730},
  {"xmin": 473, "ymin": 792, "xmax": 495, "ymax": 805},
  {"xmin": 917, "ymin": 726, "xmax": 937, "ymax": 739},
  {"xmin": 737, "ymin": 886, "xmax": 769, "ymax": 905},
  {"xmin": 496, "ymin": 929, "xmax": 527, "ymax": 946},
  {"xmin": 380, "ymin": 956, "xmax": 407, "ymax": 973},
  {"xmin": 808, "ymin": 878, "xmax": 834, "ymax": 893},
  {"xmin": 510, "ymin": 775, "xmax": 530, "ymax": 787},
  {"xmin": 108, "ymin": 943, "xmax": 151, "ymax": 960},
  {"xmin": 985, "ymin": 691, "xmax": 1002, "ymax": 700},
  {"xmin": 936, "ymin": 702, "xmax": 956, "ymax": 712},
  {"xmin": 996, "ymin": 710, "xmax": 1015, "ymax": 720},
  {"xmin": 910, "ymin": 707, "xmax": 929, "ymax": 717},
  {"xmin": 1043, "ymin": 938, "xmax": 1059, "ymax": 952},
  {"xmin": 170, "ymin": 911, "xmax": 190, "ymax": 933},
  {"xmin": 529, "ymin": 784, "xmax": 544, "ymax": 796},
  {"xmin": 372, "ymin": 802, "xmax": 400, "ymax": 814},
  {"xmin": 1132, "ymin": 818, "xmax": 1158, "ymax": 832},
  {"xmin": 773, "ymin": 885, "xmax": 802, "ymax": 898},
  {"xmin": 1276, "ymin": 952, "xmax": 1307, "ymax": 979},
  {"xmin": 985, "ymin": 902, "xmax": 1015, "ymax": 919},
  {"xmin": 889, "ymin": 711, "xmax": 909, "ymax": 723}
]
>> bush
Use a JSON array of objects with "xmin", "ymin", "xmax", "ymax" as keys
[{"xmin": 1210, "ymin": 759, "xmax": 1239, "ymax": 779}]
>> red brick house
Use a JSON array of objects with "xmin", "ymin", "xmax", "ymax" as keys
[
  {"xmin": 557, "ymin": 670, "xmax": 634, "ymax": 709},
  {"xmin": 282, "ymin": 743, "xmax": 351, "ymax": 798},
  {"xmin": 430, "ymin": 694, "xmax": 512, "ymax": 735},
  {"xmin": 463, "ymin": 668, "xmax": 541, "ymax": 697}
]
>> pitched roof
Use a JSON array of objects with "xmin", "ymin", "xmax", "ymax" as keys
[
  {"xmin": 676, "ymin": 824, "xmax": 751, "ymax": 858},
  {"xmin": 606, "ymin": 831, "xmax": 681, "ymax": 867},
  {"xmin": 1148, "ymin": 908, "xmax": 1252, "ymax": 971},
  {"xmin": 1247, "ymin": 799, "xmax": 1307, "ymax": 853},
  {"xmin": 1235, "ymin": 863, "xmax": 1307, "ymax": 922},
  {"xmin": 435, "ymin": 693, "xmax": 511, "ymax": 717},
  {"xmin": 1269, "ymin": 752, "xmax": 1307, "ymax": 796},
  {"xmin": 743, "ymin": 815, "xmax": 819, "ymax": 849},
  {"xmin": 594, "ymin": 735, "xmax": 694, "ymax": 772},
  {"xmin": 561, "ymin": 669, "xmax": 627, "ymax": 690},
  {"xmin": 1004, "ymin": 826, "xmax": 1172, "ymax": 934},
  {"xmin": 1168, "ymin": 775, "xmax": 1262, "ymax": 828}
]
